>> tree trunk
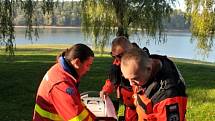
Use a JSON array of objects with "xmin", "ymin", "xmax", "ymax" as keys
[{"xmin": 112, "ymin": 0, "xmax": 129, "ymax": 39}]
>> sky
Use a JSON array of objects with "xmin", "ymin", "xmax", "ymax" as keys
[{"xmin": 174, "ymin": 0, "xmax": 186, "ymax": 11}]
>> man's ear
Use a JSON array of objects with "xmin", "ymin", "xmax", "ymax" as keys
[{"xmin": 71, "ymin": 58, "xmax": 81, "ymax": 69}]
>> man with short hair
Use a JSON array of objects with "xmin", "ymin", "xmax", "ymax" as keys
[
  {"xmin": 120, "ymin": 48, "xmax": 187, "ymax": 121},
  {"xmin": 100, "ymin": 36, "xmax": 138, "ymax": 121}
]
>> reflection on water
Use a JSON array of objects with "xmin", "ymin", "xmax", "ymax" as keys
[{"xmin": 14, "ymin": 28, "xmax": 215, "ymax": 62}]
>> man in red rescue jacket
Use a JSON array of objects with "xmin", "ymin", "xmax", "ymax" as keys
[
  {"xmin": 100, "ymin": 36, "xmax": 138, "ymax": 121},
  {"xmin": 120, "ymin": 48, "xmax": 187, "ymax": 121},
  {"xmin": 33, "ymin": 44, "xmax": 96, "ymax": 121}
]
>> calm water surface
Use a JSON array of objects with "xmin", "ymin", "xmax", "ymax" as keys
[{"xmin": 14, "ymin": 28, "xmax": 215, "ymax": 62}]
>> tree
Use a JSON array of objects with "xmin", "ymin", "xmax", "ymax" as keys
[
  {"xmin": 165, "ymin": 9, "xmax": 190, "ymax": 30},
  {"xmin": 185, "ymin": 0, "xmax": 215, "ymax": 55},
  {"xmin": 0, "ymin": 0, "xmax": 175, "ymax": 55},
  {"xmin": 81, "ymin": 0, "xmax": 174, "ymax": 52},
  {"xmin": 1, "ymin": 0, "xmax": 215, "ymax": 55},
  {"xmin": 0, "ymin": 0, "xmax": 16, "ymax": 56},
  {"xmin": 0, "ymin": 0, "xmax": 57, "ymax": 56}
]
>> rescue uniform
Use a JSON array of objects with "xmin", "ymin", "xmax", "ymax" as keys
[
  {"xmin": 133, "ymin": 55, "xmax": 187, "ymax": 121},
  {"xmin": 33, "ymin": 56, "xmax": 95, "ymax": 121},
  {"xmin": 102, "ymin": 59, "xmax": 138, "ymax": 121}
]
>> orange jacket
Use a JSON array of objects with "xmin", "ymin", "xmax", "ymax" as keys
[
  {"xmin": 133, "ymin": 90, "xmax": 187, "ymax": 121},
  {"xmin": 132, "ymin": 55, "xmax": 187, "ymax": 121},
  {"xmin": 33, "ymin": 62, "xmax": 95, "ymax": 121}
]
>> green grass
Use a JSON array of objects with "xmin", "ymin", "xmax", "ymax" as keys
[
  {"xmin": 175, "ymin": 62, "xmax": 215, "ymax": 120},
  {"xmin": 0, "ymin": 45, "xmax": 215, "ymax": 121}
]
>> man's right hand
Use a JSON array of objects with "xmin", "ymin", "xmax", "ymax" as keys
[{"xmin": 99, "ymin": 90, "xmax": 108, "ymax": 100}]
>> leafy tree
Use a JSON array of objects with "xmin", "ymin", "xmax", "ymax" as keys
[
  {"xmin": 185, "ymin": 0, "xmax": 215, "ymax": 55},
  {"xmin": 1, "ymin": 0, "xmax": 175, "ymax": 55},
  {"xmin": 1, "ymin": 0, "xmax": 215, "ymax": 56},
  {"xmin": 81, "ymin": 0, "xmax": 174, "ymax": 52},
  {"xmin": 165, "ymin": 9, "xmax": 190, "ymax": 30},
  {"xmin": 0, "ymin": 0, "xmax": 16, "ymax": 56},
  {"xmin": 0, "ymin": 0, "xmax": 57, "ymax": 56}
]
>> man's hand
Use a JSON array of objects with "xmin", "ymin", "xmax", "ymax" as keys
[{"xmin": 99, "ymin": 90, "xmax": 108, "ymax": 100}]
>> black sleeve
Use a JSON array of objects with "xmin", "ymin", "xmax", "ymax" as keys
[
  {"xmin": 108, "ymin": 64, "xmax": 121, "ymax": 85},
  {"xmin": 143, "ymin": 47, "xmax": 150, "ymax": 56}
]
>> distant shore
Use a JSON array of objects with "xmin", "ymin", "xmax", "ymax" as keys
[
  {"xmin": 15, "ymin": 26, "xmax": 81, "ymax": 29},
  {"xmin": 14, "ymin": 26, "xmax": 189, "ymax": 32}
]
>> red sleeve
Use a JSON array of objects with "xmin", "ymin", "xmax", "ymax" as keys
[
  {"xmin": 102, "ymin": 79, "xmax": 115, "ymax": 94},
  {"xmin": 49, "ymin": 82, "xmax": 95, "ymax": 121}
]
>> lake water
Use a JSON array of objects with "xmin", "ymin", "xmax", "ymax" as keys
[{"xmin": 14, "ymin": 28, "xmax": 215, "ymax": 62}]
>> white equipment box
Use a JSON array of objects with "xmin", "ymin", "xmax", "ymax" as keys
[{"xmin": 81, "ymin": 91, "xmax": 117, "ymax": 121}]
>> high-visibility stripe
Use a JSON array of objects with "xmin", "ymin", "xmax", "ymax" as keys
[
  {"xmin": 117, "ymin": 104, "xmax": 125, "ymax": 117},
  {"xmin": 69, "ymin": 109, "xmax": 89, "ymax": 121},
  {"xmin": 34, "ymin": 104, "xmax": 63, "ymax": 121}
]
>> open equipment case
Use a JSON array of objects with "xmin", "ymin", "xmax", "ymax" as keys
[{"xmin": 81, "ymin": 91, "xmax": 117, "ymax": 121}]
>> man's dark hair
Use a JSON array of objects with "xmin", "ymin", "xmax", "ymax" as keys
[
  {"xmin": 131, "ymin": 42, "xmax": 140, "ymax": 48},
  {"xmin": 143, "ymin": 47, "xmax": 150, "ymax": 56}
]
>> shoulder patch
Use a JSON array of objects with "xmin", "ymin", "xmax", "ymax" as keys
[
  {"xmin": 66, "ymin": 87, "xmax": 74, "ymax": 96},
  {"xmin": 166, "ymin": 103, "xmax": 180, "ymax": 121}
]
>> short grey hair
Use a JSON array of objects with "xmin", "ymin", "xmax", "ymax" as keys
[
  {"xmin": 111, "ymin": 36, "xmax": 132, "ymax": 51},
  {"xmin": 121, "ymin": 48, "xmax": 150, "ymax": 70}
]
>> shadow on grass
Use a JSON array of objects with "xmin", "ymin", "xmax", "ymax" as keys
[
  {"xmin": 15, "ymin": 48, "xmax": 63, "ymax": 52},
  {"xmin": 176, "ymin": 62, "xmax": 215, "ymax": 105},
  {"xmin": 176, "ymin": 62, "xmax": 215, "ymax": 89},
  {"xmin": 0, "ymin": 55, "xmax": 55, "ymax": 120}
]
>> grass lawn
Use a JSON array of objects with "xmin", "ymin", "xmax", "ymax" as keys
[{"xmin": 0, "ymin": 44, "xmax": 215, "ymax": 121}]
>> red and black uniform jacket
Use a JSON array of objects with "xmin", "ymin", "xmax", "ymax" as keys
[
  {"xmin": 133, "ymin": 55, "xmax": 187, "ymax": 121},
  {"xmin": 102, "ymin": 59, "xmax": 134, "ymax": 107},
  {"xmin": 33, "ymin": 56, "xmax": 95, "ymax": 121},
  {"xmin": 102, "ymin": 47, "xmax": 151, "ymax": 107}
]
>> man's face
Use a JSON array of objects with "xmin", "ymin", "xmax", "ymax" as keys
[
  {"xmin": 121, "ymin": 59, "xmax": 151, "ymax": 87},
  {"xmin": 111, "ymin": 46, "xmax": 125, "ymax": 61}
]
